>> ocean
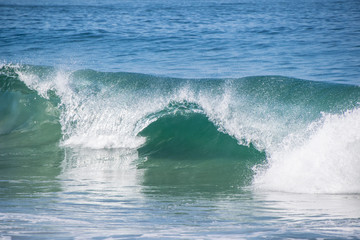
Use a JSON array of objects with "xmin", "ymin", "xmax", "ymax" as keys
[{"xmin": 1, "ymin": 0, "xmax": 360, "ymax": 239}]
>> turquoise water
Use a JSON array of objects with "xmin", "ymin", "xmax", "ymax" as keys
[{"xmin": 1, "ymin": 0, "xmax": 360, "ymax": 239}]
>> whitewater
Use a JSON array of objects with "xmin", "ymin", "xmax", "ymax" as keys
[
  {"xmin": 2, "ymin": 63, "xmax": 359, "ymax": 194},
  {"xmin": 1, "ymin": 0, "xmax": 360, "ymax": 239}
]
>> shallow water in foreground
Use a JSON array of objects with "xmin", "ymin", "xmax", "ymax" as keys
[
  {"xmin": 1, "ymin": 147, "xmax": 360, "ymax": 239},
  {"xmin": 1, "ymin": 0, "xmax": 360, "ymax": 238},
  {"xmin": 1, "ymin": 65, "xmax": 360, "ymax": 239}
]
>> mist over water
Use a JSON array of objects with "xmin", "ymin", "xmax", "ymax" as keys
[{"xmin": 1, "ymin": 0, "xmax": 360, "ymax": 239}]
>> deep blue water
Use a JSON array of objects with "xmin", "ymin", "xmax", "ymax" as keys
[
  {"xmin": 1, "ymin": 0, "xmax": 360, "ymax": 83},
  {"xmin": 1, "ymin": 0, "xmax": 360, "ymax": 239}
]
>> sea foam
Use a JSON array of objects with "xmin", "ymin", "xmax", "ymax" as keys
[
  {"xmin": 253, "ymin": 108, "xmax": 360, "ymax": 194},
  {"xmin": 12, "ymin": 65, "xmax": 360, "ymax": 194}
]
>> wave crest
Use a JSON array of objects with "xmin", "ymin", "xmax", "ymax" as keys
[{"xmin": 1, "ymin": 64, "xmax": 360, "ymax": 193}]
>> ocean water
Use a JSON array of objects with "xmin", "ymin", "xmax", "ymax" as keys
[{"xmin": 1, "ymin": 0, "xmax": 360, "ymax": 239}]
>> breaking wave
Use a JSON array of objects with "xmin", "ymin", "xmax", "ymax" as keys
[{"xmin": 1, "ymin": 63, "xmax": 359, "ymax": 193}]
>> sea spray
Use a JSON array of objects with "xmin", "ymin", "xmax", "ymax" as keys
[
  {"xmin": 2, "ymin": 64, "xmax": 360, "ymax": 193},
  {"xmin": 253, "ymin": 108, "xmax": 360, "ymax": 194}
]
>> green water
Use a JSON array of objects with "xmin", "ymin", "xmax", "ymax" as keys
[
  {"xmin": 1, "ymin": 64, "xmax": 360, "ymax": 239},
  {"xmin": 2, "ymin": 0, "xmax": 360, "ymax": 237}
]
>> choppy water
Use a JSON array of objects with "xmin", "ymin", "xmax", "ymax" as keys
[{"xmin": 1, "ymin": 0, "xmax": 360, "ymax": 239}]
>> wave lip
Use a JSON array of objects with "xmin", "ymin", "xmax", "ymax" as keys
[{"xmin": 1, "ymin": 64, "xmax": 360, "ymax": 193}]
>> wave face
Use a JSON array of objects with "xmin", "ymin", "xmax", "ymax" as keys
[
  {"xmin": 1, "ymin": 64, "xmax": 360, "ymax": 193},
  {"xmin": 0, "ymin": 65, "xmax": 61, "ymax": 149}
]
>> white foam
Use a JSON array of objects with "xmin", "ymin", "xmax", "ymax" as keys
[
  {"xmin": 15, "ymin": 67, "xmax": 303, "ymax": 151},
  {"xmin": 254, "ymin": 108, "xmax": 360, "ymax": 194},
  {"xmin": 17, "ymin": 66, "xmax": 360, "ymax": 195},
  {"xmin": 196, "ymin": 80, "xmax": 304, "ymax": 152}
]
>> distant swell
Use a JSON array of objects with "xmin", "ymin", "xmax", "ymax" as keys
[{"xmin": 1, "ymin": 63, "xmax": 359, "ymax": 193}]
